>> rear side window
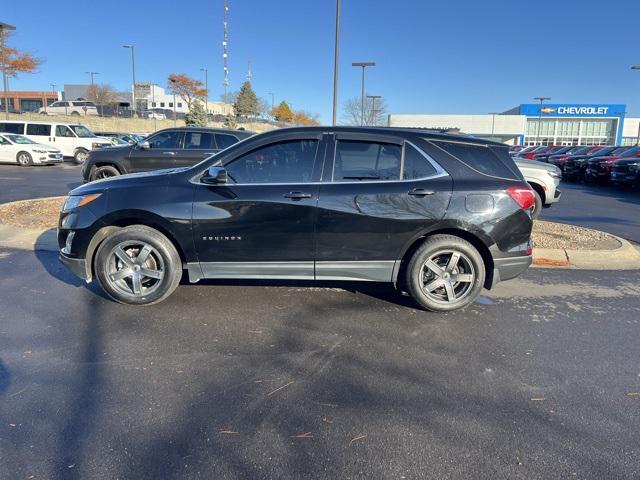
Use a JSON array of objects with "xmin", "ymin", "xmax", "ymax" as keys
[
  {"xmin": 184, "ymin": 132, "xmax": 214, "ymax": 149},
  {"xmin": 431, "ymin": 141, "xmax": 519, "ymax": 179},
  {"xmin": 26, "ymin": 124, "xmax": 51, "ymax": 136},
  {"xmin": 402, "ymin": 144, "xmax": 437, "ymax": 180},
  {"xmin": 334, "ymin": 140, "xmax": 401, "ymax": 181},
  {"xmin": 0, "ymin": 122, "xmax": 24, "ymax": 134},
  {"xmin": 215, "ymin": 133, "xmax": 238, "ymax": 150}
]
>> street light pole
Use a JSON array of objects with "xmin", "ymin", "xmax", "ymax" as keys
[
  {"xmin": 352, "ymin": 61, "xmax": 376, "ymax": 126},
  {"xmin": 366, "ymin": 94, "xmax": 381, "ymax": 126},
  {"xmin": 200, "ymin": 67, "xmax": 208, "ymax": 114},
  {"xmin": 632, "ymin": 66, "xmax": 640, "ymax": 144},
  {"xmin": 1, "ymin": 22, "xmax": 17, "ymax": 120},
  {"xmin": 268, "ymin": 92, "xmax": 274, "ymax": 111},
  {"xmin": 331, "ymin": 0, "xmax": 341, "ymax": 126},
  {"xmin": 488, "ymin": 112, "xmax": 500, "ymax": 136},
  {"xmin": 533, "ymin": 96, "xmax": 551, "ymax": 145},
  {"xmin": 123, "ymin": 45, "xmax": 136, "ymax": 117},
  {"xmin": 169, "ymin": 78, "xmax": 177, "ymax": 127}
]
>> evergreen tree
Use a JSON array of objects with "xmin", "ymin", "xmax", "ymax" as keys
[
  {"xmin": 233, "ymin": 81, "xmax": 259, "ymax": 118},
  {"xmin": 185, "ymin": 100, "xmax": 208, "ymax": 126},
  {"xmin": 223, "ymin": 114, "xmax": 238, "ymax": 129}
]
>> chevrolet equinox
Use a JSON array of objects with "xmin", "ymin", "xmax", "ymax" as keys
[{"xmin": 58, "ymin": 127, "xmax": 535, "ymax": 312}]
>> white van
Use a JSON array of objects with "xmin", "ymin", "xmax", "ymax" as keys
[
  {"xmin": 0, "ymin": 120, "xmax": 111, "ymax": 163},
  {"xmin": 39, "ymin": 100, "xmax": 99, "ymax": 116}
]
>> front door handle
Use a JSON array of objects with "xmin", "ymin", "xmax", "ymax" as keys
[
  {"xmin": 284, "ymin": 191, "xmax": 312, "ymax": 199},
  {"xmin": 162, "ymin": 151, "xmax": 176, "ymax": 155},
  {"xmin": 408, "ymin": 188, "xmax": 435, "ymax": 197}
]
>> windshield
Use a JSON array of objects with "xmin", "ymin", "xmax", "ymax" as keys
[
  {"xmin": 6, "ymin": 134, "xmax": 36, "ymax": 144},
  {"xmin": 69, "ymin": 125, "xmax": 96, "ymax": 138},
  {"xmin": 619, "ymin": 146, "xmax": 639, "ymax": 156}
]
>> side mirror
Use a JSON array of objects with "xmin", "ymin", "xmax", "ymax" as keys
[
  {"xmin": 137, "ymin": 140, "xmax": 150, "ymax": 150},
  {"xmin": 202, "ymin": 166, "xmax": 228, "ymax": 184}
]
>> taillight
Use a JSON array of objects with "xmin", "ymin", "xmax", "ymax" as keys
[{"xmin": 506, "ymin": 186, "xmax": 536, "ymax": 210}]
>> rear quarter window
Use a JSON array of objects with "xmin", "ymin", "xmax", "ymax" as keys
[
  {"xmin": 431, "ymin": 141, "xmax": 520, "ymax": 180},
  {"xmin": 0, "ymin": 122, "xmax": 24, "ymax": 134}
]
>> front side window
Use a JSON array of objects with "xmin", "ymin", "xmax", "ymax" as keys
[
  {"xmin": 333, "ymin": 140, "xmax": 401, "ymax": 181},
  {"xmin": 225, "ymin": 139, "xmax": 318, "ymax": 184},
  {"xmin": 69, "ymin": 125, "xmax": 96, "ymax": 138},
  {"xmin": 26, "ymin": 124, "xmax": 51, "ymax": 136},
  {"xmin": 215, "ymin": 133, "xmax": 238, "ymax": 150},
  {"xmin": 55, "ymin": 125, "xmax": 75, "ymax": 137},
  {"xmin": 7, "ymin": 134, "xmax": 35, "ymax": 144},
  {"xmin": 184, "ymin": 132, "xmax": 214, "ymax": 149},
  {"xmin": 147, "ymin": 131, "xmax": 182, "ymax": 149}
]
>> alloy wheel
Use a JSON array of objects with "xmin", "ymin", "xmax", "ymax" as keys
[
  {"xmin": 105, "ymin": 241, "xmax": 165, "ymax": 298},
  {"xmin": 96, "ymin": 169, "xmax": 116, "ymax": 179},
  {"xmin": 419, "ymin": 249, "xmax": 475, "ymax": 304},
  {"xmin": 18, "ymin": 153, "xmax": 30, "ymax": 165}
]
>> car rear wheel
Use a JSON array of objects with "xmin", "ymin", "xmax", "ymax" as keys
[
  {"xmin": 531, "ymin": 189, "xmax": 543, "ymax": 219},
  {"xmin": 94, "ymin": 226, "xmax": 182, "ymax": 305},
  {"xmin": 90, "ymin": 165, "xmax": 120, "ymax": 181},
  {"xmin": 406, "ymin": 235, "xmax": 485, "ymax": 312},
  {"xmin": 17, "ymin": 151, "xmax": 33, "ymax": 166}
]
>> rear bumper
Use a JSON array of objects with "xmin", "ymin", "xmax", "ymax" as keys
[{"xmin": 491, "ymin": 255, "xmax": 532, "ymax": 288}]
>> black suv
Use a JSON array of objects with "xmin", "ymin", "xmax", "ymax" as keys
[
  {"xmin": 81, "ymin": 127, "xmax": 254, "ymax": 182},
  {"xmin": 59, "ymin": 127, "xmax": 534, "ymax": 312}
]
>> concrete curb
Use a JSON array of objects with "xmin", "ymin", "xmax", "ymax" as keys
[
  {"xmin": 1, "ymin": 216, "xmax": 639, "ymax": 271},
  {"xmin": 533, "ymin": 234, "xmax": 640, "ymax": 270}
]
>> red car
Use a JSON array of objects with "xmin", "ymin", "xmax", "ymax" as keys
[
  {"xmin": 584, "ymin": 146, "xmax": 640, "ymax": 183},
  {"xmin": 518, "ymin": 145, "xmax": 561, "ymax": 160},
  {"xmin": 548, "ymin": 146, "xmax": 601, "ymax": 170}
]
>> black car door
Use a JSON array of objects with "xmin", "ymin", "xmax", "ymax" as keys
[
  {"xmin": 128, "ymin": 130, "xmax": 183, "ymax": 173},
  {"xmin": 191, "ymin": 132, "xmax": 325, "ymax": 279},
  {"xmin": 314, "ymin": 133, "xmax": 452, "ymax": 282}
]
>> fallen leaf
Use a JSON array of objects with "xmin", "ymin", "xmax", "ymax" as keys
[
  {"xmin": 349, "ymin": 434, "xmax": 367, "ymax": 446},
  {"xmin": 322, "ymin": 417, "xmax": 334, "ymax": 424}
]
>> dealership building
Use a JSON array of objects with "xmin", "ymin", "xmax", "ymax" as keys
[{"xmin": 389, "ymin": 103, "xmax": 640, "ymax": 146}]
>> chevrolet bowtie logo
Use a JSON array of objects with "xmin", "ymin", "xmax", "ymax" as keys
[{"xmin": 540, "ymin": 107, "xmax": 556, "ymax": 114}]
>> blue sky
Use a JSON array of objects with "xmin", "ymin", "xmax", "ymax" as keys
[{"xmin": 5, "ymin": 0, "xmax": 640, "ymax": 122}]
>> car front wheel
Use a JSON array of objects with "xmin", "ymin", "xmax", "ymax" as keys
[
  {"xmin": 17, "ymin": 151, "xmax": 33, "ymax": 166},
  {"xmin": 94, "ymin": 226, "xmax": 182, "ymax": 305},
  {"xmin": 405, "ymin": 234, "xmax": 485, "ymax": 312},
  {"xmin": 90, "ymin": 165, "xmax": 120, "ymax": 181}
]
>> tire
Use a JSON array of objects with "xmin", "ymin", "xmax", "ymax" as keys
[
  {"xmin": 405, "ymin": 234, "xmax": 486, "ymax": 312},
  {"xmin": 74, "ymin": 148, "xmax": 89, "ymax": 164},
  {"xmin": 94, "ymin": 225, "xmax": 182, "ymax": 305},
  {"xmin": 90, "ymin": 165, "xmax": 120, "ymax": 181},
  {"xmin": 70, "ymin": 111, "xmax": 80, "ymax": 116},
  {"xmin": 531, "ymin": 189, "xmax": 543, "ymax": 219},
  {"xmin": 16, "ymin": 151, "xmax": 33, "ymax": 166}
]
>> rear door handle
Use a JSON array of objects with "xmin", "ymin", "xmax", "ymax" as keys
[
  {"xmin": 408, "ymin": 188, "xmax": 435, "ymax": 196},
  {"xmin": 284, "ymin": 191, "xmax": 312, "ymax": 199},
  {"xmin": 162, "ymin": 151, "xmax": 176, "ymax": 155}
]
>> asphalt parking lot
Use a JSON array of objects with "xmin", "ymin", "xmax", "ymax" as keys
[
  {"xmin": 1, "ymin": 246, "xmax": 639, "ymax": 479},
  {"xmin": 1, "ymin": 165, "xmax": 640, "ymax": 479}
]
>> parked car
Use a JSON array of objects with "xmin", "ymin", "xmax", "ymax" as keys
[
  {"xmin": 584, "ymin": 146, "xmax": 640, "ymax": 184},
  {"xmin": 561, "ymin": 146, "xmax": 628, "ymax": 181},
  {"xmin": 94, "ymin": 132, "xmax": 140, "ymax": 145},
  {"xmin": 0, "ymin": 120, "xmax": 112, "ymax": 163},
  {"xmin": 532, "ymin": 145, "xmax": 585, "ymax": 163},
  {"xmin": 516, "ymin": 146, "xmax": 556, "ymax": 160},
  {"xmin": 610, "ymin": 157, "xmax": 640, "ymax": 187},
  {"xmin": 514, "ymin": 159, "xmax": 562, "ymax": 218},
  {"xmin": 547, "ymin": 145, "xmax": 600, "ymax": 170},
  {"xmin": 140, "ymin": 110, "xmax": 167, "ymax": 120},
  {"xmin": 0, "ymin": 133, "xmax": 63, "ymax": 166},
  {"xmin": 59, "ymin": 127, "xmax": 534, "ymax": 311},
  {"xmin": 39, "ymin": 101, "xmax": 99, "ymax": 116},
  {"xmin": 81, "ymin": 127, "xmax": 254, "ymax": 182},
  {"xmin": 509, "ymin": 145, "xmax": 527, "ymax": 154},
  {"xmin": 510, "ymin": 145, "xmax": 538, "ymax": 158}
]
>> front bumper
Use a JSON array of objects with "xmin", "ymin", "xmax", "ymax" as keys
[
  {"xmin": 59, "ymin": 251, "xmax": 90, "ymax": 281},
  {"xmin": 491, "ymin": 255, "xmax": 532, "ymax": 287}
]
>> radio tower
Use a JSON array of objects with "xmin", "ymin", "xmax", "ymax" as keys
[
  {"xmin": 222, "ymin": 0, "xmax": 229, "ymax": 103},
  {"xmin": 246, "ymin": 59, "xmax": 252, "ymax": 82}
]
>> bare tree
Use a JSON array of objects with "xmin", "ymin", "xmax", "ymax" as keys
[
  {"xmin": 85, "ymin": 84, "xmax": 118, "ymax": 116},
  {"xmin": 342, "ymin": 95, "xmax": 387, "ymax": 126}
]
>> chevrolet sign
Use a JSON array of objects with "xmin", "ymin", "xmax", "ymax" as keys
[
  {"xmin": 520, "ymin": 103, "xmax": 625, "ymax": 118},
  {"xmin": 556, "ymin": 106, "xmax": 608, "ymax": 115}
]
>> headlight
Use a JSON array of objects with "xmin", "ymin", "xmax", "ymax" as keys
[
  {"xmin": 33, "ymin": 149, "xmax": 48, "ymax": 153},
  {"xmin": 92, "ymin": 142, "xmax": 109, "ymax": 149},
  {"xmin": 61, "ymin": 193, "xmax": 102, "ymax": 212}
]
